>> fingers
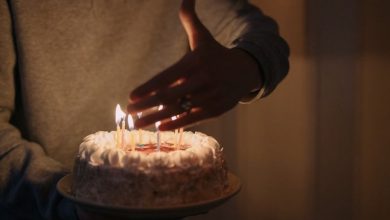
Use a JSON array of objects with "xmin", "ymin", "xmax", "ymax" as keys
[
  {"xmin": 179, "ymin": 0, "xmax": 213, "ymax": 50},
  {"xmin": 134, "ymin": 89, "xmax": 222, "ymax": 129},
  {"xmin": 158, "ymin": 108, "xmax": 206, "ymax": 131},
  {"xmin": 134, "ymin": 105, "xmax": 184, "ymax": 128},
  {"xmin": 130, "ymin": 54, "xmax": 192, "ymax": 101}
]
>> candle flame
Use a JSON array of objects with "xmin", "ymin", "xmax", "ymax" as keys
[
  {"xmin": 127, "ymin": 114, "xmax": 134, "ymax": 130},
  {"xmin": 155, "ymin": 121, "xmax": 161, "ymax": 129},
  {"xmin": 155, "ymin": 105, "xmax": 163, "ymax": 129},
  {"xmin": 115, "ymin": 104, "xmax": 126, "ymax": 125},
  {"xmin": 171, "ymin": 116, "xmax": 177, "ymax": 121}
]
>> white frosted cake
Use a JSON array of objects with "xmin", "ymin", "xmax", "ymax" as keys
[{"xmin": 72, "ymin": 130, "xmax": 228, "ymax": 207}]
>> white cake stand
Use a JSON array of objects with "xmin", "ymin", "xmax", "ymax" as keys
[{"xmin": 57, "ymin": 173, "xmax": 241, "ymax": 220}]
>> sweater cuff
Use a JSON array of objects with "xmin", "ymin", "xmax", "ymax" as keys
[{"xmin": 234, "ymin": 39, "xmax": 275, "ymax": 99}]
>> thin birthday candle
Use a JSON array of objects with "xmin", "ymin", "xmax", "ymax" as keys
[
  {"xmin": 178, "ymin": 127, "xmax": 184, "ymax": 148},
  {"xmin": 115, "ymin": 104, "xmax": 123, "ymax": 148},
  {"xmin": 121, "ymin": 115, "xmax": 126, "ymax": 149},
  {"xmin": 137, "ymin": 112, "xmax": 143, "ymax": 146},
  {"xmin": 127, "ymin": 114, "xmax": 135, "ymax": 151},
  {"xmin": 155, "ymin": 105, "xmax": 163, "ymax": 151},
  {"xmin": 171, "ymin": 116, "xmax": 178, "ymax": 149},
  {"xmin": 116, "ymin": 124, "xmax": 120, "ymax": 148},
  {"xmin": 155, "ymin": 121, "xmax": 161, "ymax": 151}
]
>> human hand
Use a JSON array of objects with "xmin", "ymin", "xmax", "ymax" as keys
[{"xmin": 127, "ymin": 0, "xmax": 262, "ymax": 131}]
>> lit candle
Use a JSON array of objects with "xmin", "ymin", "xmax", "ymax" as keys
[
  {"xmin": 155, "ymin": 121, "xmax": 161, "ymax": 151},
  {"xmin": 116, "ymin": 125, "xmax": 120, "ymax": 148},
  {"xmin": 178, "ymin": 127, "xmax": 184, "ymax": 149},
  {"xmin": 155, "ymin": 105, "xmax": 163, "ymax": 151},
  {"xmin": 127, "ymin": 114, "xmax": 136, "ymax": 151},
  {"xmin": 121, "ymin": 115, "xmax": 126, "ymax": 149},
  {"xmin": 137, "ymin": 112, "xmax": 143, "ymax": 146},
  {"xmin": 171, "ymin": 116, "xmax": 178, "ymax": 149},
  {"xmin": 115, "ymin": 104, "xmax": 125, "ymax": 148}
]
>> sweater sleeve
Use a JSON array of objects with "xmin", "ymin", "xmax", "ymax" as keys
[
  {"xmin": 0, "ymin": 1, "xmax": 76, "ymax": 219},
  {"xmin": 198, "ymin": 0, "xmax": 290, "ymax": 98}
]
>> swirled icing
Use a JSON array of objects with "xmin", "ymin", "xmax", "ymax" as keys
[{"xmin": 78, "ymin": 130, "xmax": 221, "ymax": 172}]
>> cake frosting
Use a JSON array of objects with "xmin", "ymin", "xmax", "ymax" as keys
[{"xmin": 73, "ymin": 130, "xmax": 228, "ymax": 207}]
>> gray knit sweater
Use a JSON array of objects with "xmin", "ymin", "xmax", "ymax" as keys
[{"xmin": 0, "ymin": 0, "xmax": 289, "ymax": 219}]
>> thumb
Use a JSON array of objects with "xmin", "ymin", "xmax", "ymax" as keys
[{"xmin": 179, "ymin": 0, "xmax": 214, "ymax": 50}]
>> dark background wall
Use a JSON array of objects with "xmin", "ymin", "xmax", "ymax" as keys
[{"xmin": 190, "ymin": 0, "xmax": 390, "ymax": 219}]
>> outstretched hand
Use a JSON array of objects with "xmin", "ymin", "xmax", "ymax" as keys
[{"xmin": 127, "ymin": 0, "xmax": 262, "ymax": 131}]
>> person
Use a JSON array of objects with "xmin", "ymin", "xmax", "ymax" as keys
[{"xmin": 0, "ymin": 0, "xmax": 289, "ymax": 219}]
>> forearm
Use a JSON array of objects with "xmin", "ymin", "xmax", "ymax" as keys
[
  {"xmin": 0, "ymin": 123, "xmax": 71, "ymax": 219},
  {"xmin": 198, "ymin": 0, "xmax": 290, "ymax": 97}
]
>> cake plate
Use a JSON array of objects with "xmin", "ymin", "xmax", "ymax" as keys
[{"xmin": 57, "ymin": 173, "xmax": 241, "ymax": 220}]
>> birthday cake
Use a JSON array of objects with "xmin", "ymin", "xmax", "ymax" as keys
[{"xmin": 72, "ymin": 130, "xmax": 228, "ymax": 207}]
